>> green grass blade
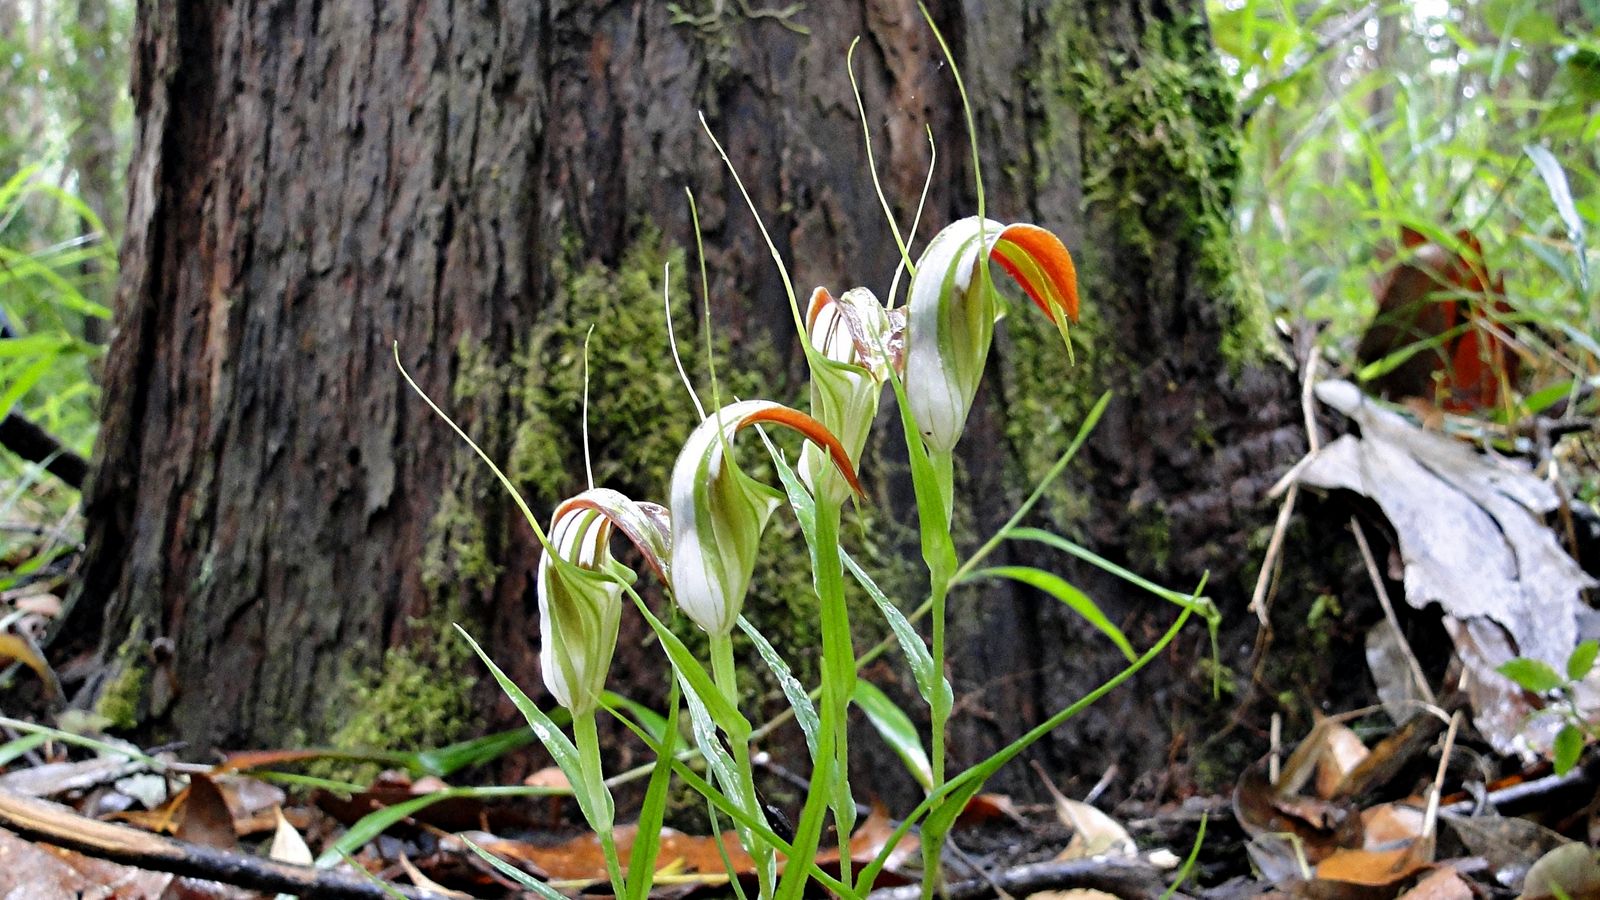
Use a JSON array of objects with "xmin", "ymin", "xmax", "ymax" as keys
[
  {"xmin": 621, "ymin": 679, "xmax": 682, "ymax": 900},
  {"xmin": 462, "ymin": 835, "xmax": 570, "ymax": 900},
  {"xmin": 852, "ymin": 680, "xmax": 932, "ymax": 791},
  {"xmin": 968, "ymin": 565, "xmax": 1136, "ymax": 663},
  {"xmin": 452, "ymin": 625, "xmax": 609, "ymax": 830}
]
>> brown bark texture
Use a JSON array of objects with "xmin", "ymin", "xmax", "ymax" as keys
[{"xmin": 77, "ymin": 0, "xmax": 1312, "ymax": 801}]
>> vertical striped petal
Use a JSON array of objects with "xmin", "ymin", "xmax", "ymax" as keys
[
  {"xmin": 800, "ymin": 286, "xmax": 893, "ymax": 506},
  {"xmin": 670, "ymin": 400, "xmax": 863, "ymax": 636},
  {"xmin": 537, "ymin": 488, "xmax": 669, "ymax": 715},
  {"xmin": 904, "ymin": 217, "xmax": 1080, "ymax": 453}
]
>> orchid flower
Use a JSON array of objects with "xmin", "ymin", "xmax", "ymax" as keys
[
  {"xmin": 904, "ymin": 216, "xmax": 1080, "ymax": 454},
  {"xmin": 537, "ymin": 488, "xmax": 671, "ymax": 715},
  {"xmin": 669, "ymin": 400, "xmax": 863, "ymax": 636},
  {"xmin": 798, "ymin": 286, "xmax": 901, "ymax": 507}
]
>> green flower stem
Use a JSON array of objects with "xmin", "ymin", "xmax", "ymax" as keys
[
  {"xmin": 709, "ymin": 633, "xmax": 775, "ymax": 899},
  {"xmin": 572, "ymin": 711, "xmax": 625, "ymax": 898},
  {"xmin": 919, "ymin": 447, "xmax": 959, "ymax": 900},
  {"xmin": 774, "ymin": 497, "xmax": 856, "ymax": 900},
  {"xmin": 815, "ymin": 501, "xmax": 857, "ymax": 884}
]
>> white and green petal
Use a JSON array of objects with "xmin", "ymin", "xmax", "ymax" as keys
[
  {"xmin": 903, "ymin": 217, "xmax": 1080, "ymax": 454},
  {"xmin": 670, "ymin": 400, "xmax": 863, "ymax": 636},
  {"xmin": 800, "ymin": 286, "xmax": 896, "ymax": 506},
  {"xmin": 538, "ymin": 488, "xmax": 671, "ymax": 715}
]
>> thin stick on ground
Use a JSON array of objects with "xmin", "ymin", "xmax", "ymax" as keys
[
  {"xmin": 1351, "ymin": 517, "xmax": 1437, "ymax": 707},
  {"xmin": 0, "ymin": 789, "xmax": 447, "ymax": 900}
]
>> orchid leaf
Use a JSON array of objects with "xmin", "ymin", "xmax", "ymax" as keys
[
  {"xmin": 969, "ymin": 566, "xmax": 1136, "ymax": 663},
  {"xmin": 854, "ymin": 680, "xmax": 933, "ymax": 791}
]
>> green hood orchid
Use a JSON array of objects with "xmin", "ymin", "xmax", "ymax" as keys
[
  {"xmin": 904, "ymin": 216, "xmax": 1079, "ymax": 454},
  {"xmin": 669, "ymin": 400, "xmax": 863, "ymax": 636},
  {"xmin": 799, "ymin": 286, "xmax": 900, "ymax": 507},
  {"xmin": 538, "ymin": 488, "xmax": 671, "ymax": 716}
]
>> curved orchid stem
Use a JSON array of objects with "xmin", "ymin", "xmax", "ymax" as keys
[
  {"xmin": 709, "ymin": 633, "xmax": 775, "ymax": 899},
  {"xmin": 572, "ymin": 711, "xmax": 625, "ymax": 897}
]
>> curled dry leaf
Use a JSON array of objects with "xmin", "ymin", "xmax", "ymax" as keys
[
  {"xmin": 174, "ymin": 773, "xmax": 239, "ymax": 852},
  {"xmin": 1036, "ymin": 771, "xmax": 1134, "ymax": 860},
  {"xmin": 268, "ymin": 807, "xmax": 313, "ymax": 866},
  {"xmin": 1234, "ymin": 764, "xmax": 1361, "ymax": 864},
  {"xmin": 1314, "ymin": 720, "xmax": 1372, "ymax": 801},
  {"xmin": 1292, "ymin": 380, "xmax": 1597, "ymax": 757}
]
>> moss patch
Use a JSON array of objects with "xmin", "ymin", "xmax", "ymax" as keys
[
  {"xmin": 318, "ymin": 605, "xmax": 477, "ymax": 782},
  {"xmin": 1043, "ymin": 12, "xmax": 1274, "ymax": 370},
  {"xmin": 95, "ymin": 633, "xmax": 149, "ymax": 731}
]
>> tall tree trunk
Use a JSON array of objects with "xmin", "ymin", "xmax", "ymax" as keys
[{"xmin": 76, "ymin": 0, "xmax": 1304, "ymax": 800}]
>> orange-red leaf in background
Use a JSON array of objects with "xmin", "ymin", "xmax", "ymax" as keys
[{"xmin": 1357, "ymin": 227, "xmax": 1518, "ymax": 413}]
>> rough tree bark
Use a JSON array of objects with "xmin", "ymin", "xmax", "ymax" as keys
[{"xmin": 75, "ymin": 0, "xmax": 1312, "ymax": 801}]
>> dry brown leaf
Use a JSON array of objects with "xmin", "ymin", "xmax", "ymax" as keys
[
  {"xmin": 955, "ymin": 792, "xmax": 1024, "ymax": 827},
  {"xmin": 0, "ymin": 633, "xmax": 59, "ymax": 700},
  {"xmin": 0, "ymin": 755, "xmax": 146, "ymax": 800},
  {"xmin": 1036, "ymin": 769, "xmax": 1134, "ymax": 859},
  {"xmin": 1361, "ymin": 803, "xmax": 1426, "ymax": 849},
  {"xmin": 1294, "ymin": 380, "xmax": 1596, "ymax": 756},
  {"xmin": 822, "ymin": 803, "xmax": 918, "ymax": 885},
  {"xmin": 1234, "ymin": 764, "xmax": 1360, "ymax": 863},
  {"xmin": 1314, "ymin": 720, "xmax": 1372, "ymax": 800},
  {"xmin": 523, "ymin": 767, "xmax": 571, "ymax": 789},
  {"xmin": 1314, "ymin": 836, "xmax": 1432, "ymax": 888},
  {"xmin": 1402, "ymin": 867, "xmax": 1474, "ymax": 899},
  {"xmin": 1441, "ymin": 812, "xmax": 1569, "ymax": 888},
  {"xmin": 267, "ymin": 807, "xmax": 313, "ymax": 866},
  {"xmin": 174, "ymin": 773, "xmax": 239, "ymax": 851},
  {"xmin": 0, "ymin": 827, "xmax": 175, "ymax": 899}
]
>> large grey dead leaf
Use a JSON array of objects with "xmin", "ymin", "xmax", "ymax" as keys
[{"xmin": 1293, "ymin": 381, "xmax": 1596, "ymax": 754}]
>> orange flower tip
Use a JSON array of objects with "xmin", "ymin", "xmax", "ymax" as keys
[
  {"xmin": 805, "ymin": 286, "xmax": 834, "ymax": 329},
  {"xmin": 993, "ymin": 224, "xmax": 1080, "ymax": 325},
  {"xmin": 739, "ymin": 405, "xmax": 867, "ymax": 501}
]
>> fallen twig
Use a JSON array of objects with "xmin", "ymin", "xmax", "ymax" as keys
[
  {"xmin": 0, "ymin": 412, "xmax": 89, "ymax": 490},
  {"xmin": 0, "ymin": 788, "xmax": 449, "ymax": 900},
  {"xmin": 866, "ymin": 856, "xmax": 1179, "ymax": 900}
]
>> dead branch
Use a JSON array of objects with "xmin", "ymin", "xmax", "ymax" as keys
[
  {"xmin": 0, "ymin": 411, "xmax": 89, "ymax": 490},
  {"xmin": 0, "ymin": 788, "xmax": 450, "ymax": 900}
]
